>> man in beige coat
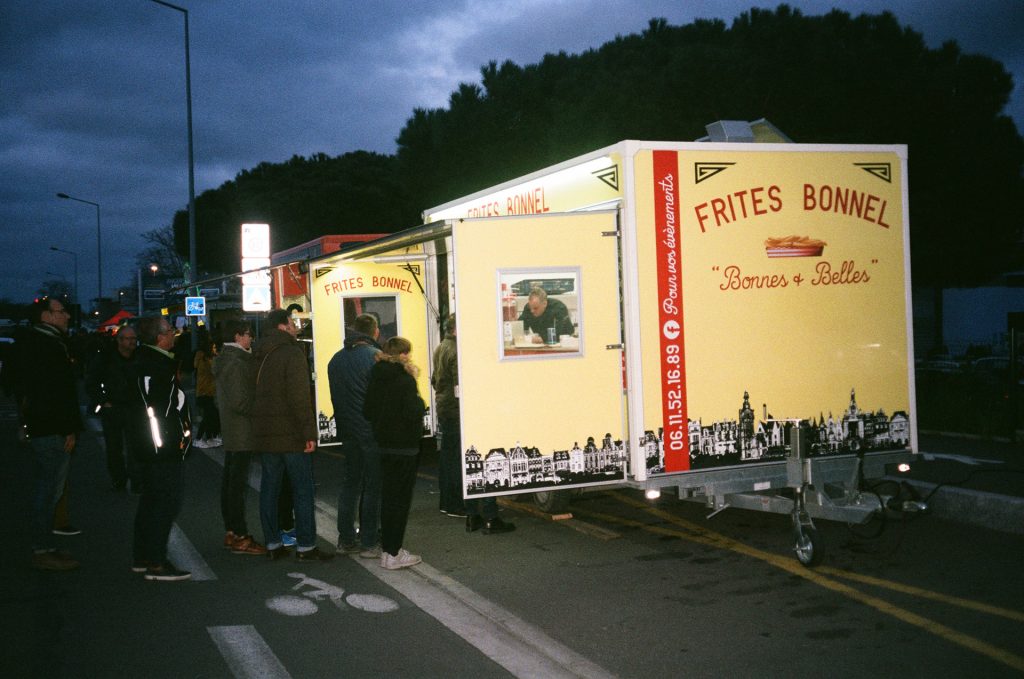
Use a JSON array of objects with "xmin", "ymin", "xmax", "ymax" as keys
[{"xmin": 252, "ymin": 309, "xmax": 332, "ymax": 561}]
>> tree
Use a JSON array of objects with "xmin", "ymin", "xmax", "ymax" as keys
[
  {"xmin": 395, "ymin": 6, "xmax": 1023, "ymax": 288},
  {"xmin": 156, "ymin": 6, "xmax": 1023, "ymax": 290},
  {"xmin": 136, "ymin": 224, "xmax": 185, "ymax": 279},
  {"xmin": 168, "ymin": 151, "xmax": 416, "ymax": 275},
  {"xmin": 37, "ymin": 279, "xmax": 73, "ymax": 301}
]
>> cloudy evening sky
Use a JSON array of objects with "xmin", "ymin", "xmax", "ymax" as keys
[{"xmin": 1, "ymin": 0, "xmax": 1021, "ymax": 306}]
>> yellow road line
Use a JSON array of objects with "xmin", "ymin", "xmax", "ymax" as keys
[
  {"xmin": 571, "ymin": 492, "xmax": 1024, "ymax": 673},
  {"xmin": 818, "ymin": 566, "xmax": 1024, "ymax": 623}
]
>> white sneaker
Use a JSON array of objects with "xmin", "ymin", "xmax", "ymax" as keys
[
  {"xmin": 359, "ymin": 545, "xmax": 381, "ymax": 559},
  {"xmin": 380, "ymin": 548, "xmax": 421, "ymax": 570}
]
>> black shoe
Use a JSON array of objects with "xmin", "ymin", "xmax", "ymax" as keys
[
  {"xmin": 295, "ymin": 547, "xmax": 335, "ymax": 562},
  {"xmin": 131, "ymin": 560, "xmax": 155, "ymax": 573},
  {"xmin": 52, "ymin": 525, "xmax": 82, "ymax": 536},
  {"xmin": 466, "ymin": 515, "xmax": 484, "ymax": 533},
  {"xmin": 483, "ymin": 517, "xmax": 516, "ymax": 535},
  {"xmin": 267, "ymin": 546, "xmax": 291, "ymax": 561},
  {"xmin": 143, "ymin": 562, "xmax": 191, "ymax": 581}
]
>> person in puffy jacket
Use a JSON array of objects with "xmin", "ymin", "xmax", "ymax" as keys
[{"xmin": 362, "ymin": 336, "xmax": 424, "ymax": 570}]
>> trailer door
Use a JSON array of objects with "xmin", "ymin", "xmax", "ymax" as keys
[
  {"xmin": 453, "ymin": 212, "xmax": 626, "ymax": 499},
  {"xmin": 310, "ymin": 257, "xmax": 431, "ymax": 446}
]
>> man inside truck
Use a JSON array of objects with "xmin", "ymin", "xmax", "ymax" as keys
[{"xmin": 519, "ymin": 287, "xmax": 574, "ymax": 343}]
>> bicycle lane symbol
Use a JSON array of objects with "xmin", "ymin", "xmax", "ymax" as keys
[{"xmin": 265, "ymin": 572, "xmax": 400, "ymax": 617}]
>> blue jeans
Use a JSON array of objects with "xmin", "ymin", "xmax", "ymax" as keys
[
  {"xmin": 437, "ymin": 417, "xmax": 465, "ymax": 514},
  {"xmin": 336, "ymin": 433, "xmax": 380, "ymax": 548},
  {"xmin": 30, "ymin": 435, "xmax": 72, "ymax": 551},
  {"xmin": 259, "ymin": 453, "xmax": 317, "ymax": 550}
]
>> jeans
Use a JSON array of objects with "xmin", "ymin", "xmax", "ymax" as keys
[
  {"xmin": 220, "ymin": 451, "xmax": 253, "ymax": 535},
  {"xmin": 336, "ymin": 433, "xmax": 381, "ymax": 548},
  {"xmin": 437, "ymin": 416, "xmax": 465, "ymax": 514},
  {"xmin": 30, "ymin": 435, "xmax": 72, "ymax": 551},
  {"xmin": 259, "ymin": 453, "xmax": 316, "ymax": 550},
  {"xmin": 379, "ymin": 449, "xmax": 419, "ymax": 556},
  {"xmin": 133, "ymin": 454, "xmax": 184, "ymax": 565}
]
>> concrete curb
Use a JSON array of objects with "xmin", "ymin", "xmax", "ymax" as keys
[{"xmin": 892, "ymin": 478, "xmax": 1024, "ymax": 536}]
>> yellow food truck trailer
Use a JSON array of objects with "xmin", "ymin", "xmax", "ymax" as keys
[{"xmin": 306, "ymin": 138, "xmax": 917, "ymax": 565}]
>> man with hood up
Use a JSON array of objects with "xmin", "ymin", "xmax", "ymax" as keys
[{"xmin": 327, "ymin": 313, "xmax": 382, "ymax": 557}]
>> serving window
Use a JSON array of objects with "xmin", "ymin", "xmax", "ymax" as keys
[
  {"xmin": 497, "ymin": 268, "xmax": 582, "ymax": 360},
  {"xmin": 342, "ymin": 295, "xmax": 399, "ymax": 343}
]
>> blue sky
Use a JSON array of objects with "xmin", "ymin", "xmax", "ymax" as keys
[{"xmin": 1, "ymin": 0, "xmax": 1021, "ymax": 305}]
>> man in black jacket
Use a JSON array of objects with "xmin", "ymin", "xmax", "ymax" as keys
[
  {"xmin": 85, "ymin": 325, "xmax": 139, "ymax": 492},
  {"xmin": 518, "ymin": 287, "xmax": 574, "ymax": 341},
  {"xmin": 5, "ymin": 297, "xmax": 82, "ymax": 571},
  {"xmin": 127, "ymin": 316, "xmax": 192, "ymax": 581}
]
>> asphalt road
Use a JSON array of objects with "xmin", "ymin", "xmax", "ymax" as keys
[{"xmin": 2, "ymin": 398, "xmax": 1023, "ymax": 678}]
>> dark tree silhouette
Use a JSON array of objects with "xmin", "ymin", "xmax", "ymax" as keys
[{"xmin": 166, "ymin": 6, "xmax": 1022, "ymax": 290}]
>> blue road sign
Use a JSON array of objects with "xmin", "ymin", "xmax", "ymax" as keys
[{"xmin": 185, "ymin": 296, "xmax": 207, "ymax": 316}]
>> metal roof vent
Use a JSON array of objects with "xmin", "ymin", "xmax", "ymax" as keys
[
  {"xmin": 697, "ymin": 119, "xmax": 793, "ymax": 143},
  {"xmin": 704, "ymin": 120, "xmax": 755, "ymax": 142}
]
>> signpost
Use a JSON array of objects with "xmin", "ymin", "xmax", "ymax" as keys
[{"xmin": 185, "ymin": 296, "xmax": 206, "ymax": 317}]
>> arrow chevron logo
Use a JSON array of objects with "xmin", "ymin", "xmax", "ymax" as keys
[
  {"xmin": 694, "ymin": 162, "xmax": 735, "ymax": 184},
  {"xmin": 314, "ymin": 267, "xmax": 333, "ymax": 279},
  {"xmin": 854, "ymin": 162, "xmax": 892, "ymax": 183},
  {"xmin": 592, "ymin": 164, "xmax": 619, "ymax": 191}
]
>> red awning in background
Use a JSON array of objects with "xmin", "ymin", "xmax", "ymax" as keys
[{"xmin": 98, "ymin": 309, "xmax": 134, "ymax": 331}]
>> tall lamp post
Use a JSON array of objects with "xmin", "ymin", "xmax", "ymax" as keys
[
  {"xmin": 56, "ymin": 193, "xmax": 101, "ymax": 305},
  {"xmin": 138, "ymin": 264, "xmax": 159, "ymax": 316},
  {"xmin": 150, "ymin": 0, "xmax": 197, "ymax": 350},
  {"xmin": 49, "ymin": 246, "xmax": 79, "ymax": 306}
]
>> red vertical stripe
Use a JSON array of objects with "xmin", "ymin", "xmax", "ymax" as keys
[{"xmin": 652, "ymin": 151, "xmax": 689, "ymax": 471}]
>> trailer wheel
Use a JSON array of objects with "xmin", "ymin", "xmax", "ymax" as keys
[
  {"xmin": 794, "ymin": 526, "xmax": 823, "ymax": 567},
  {"xmin": 532, "ymin": 489, "xmax": 572, "ymax": 514}
]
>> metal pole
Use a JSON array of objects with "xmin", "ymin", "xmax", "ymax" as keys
[
  {"xmin": 95, "ymin": 203, "xmax": 102, "ymax": 303},
  {"xmin": 150, "ymin": 0, "xmax": 197, "ymax": 351},
  {"xmin": 49, "ymin": 246, "xmax": 78, "ymax": 306},
  {"xmin": 54, "ymin": 194, "xmax": 100, "ymax": 306},
  {"xmin": 138, "ymin": 268, "xmax": 144, "ymax": 316}
]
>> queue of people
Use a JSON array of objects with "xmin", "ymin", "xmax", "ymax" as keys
[{"xmin": 7, "ymin": 302, "xmax": 516, "ymax": 580}]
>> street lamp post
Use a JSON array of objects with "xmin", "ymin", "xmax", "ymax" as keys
[
  {"xmin": 49, "ymin": 246, "xmax": 79, "ymax": 305},
  {"xmin": 150, "ymin": 0, "xmax": 197, "ymax": 350},
  {"xmin": 138, "ymin": 264, "xmax": 159, "ymax": 316},
  {"xmin": 56, "ymin": 193, "xmax": 101, "ymax": 304},
  {"xmin": 45, "ymin": 271, "xmax": 69, "ymax": 289}
]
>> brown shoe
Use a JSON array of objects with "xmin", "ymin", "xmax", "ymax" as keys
[
  {"xmin": 230, "ymin": 535, "xmax": 268, "ymax": 556},
  {"xmin": 32, "ymin": 550, "xmax": 80, "ymax": 571},
  {"xmin": 223, "ymin": 531, "xmax": 237, "ymax": 549}
]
